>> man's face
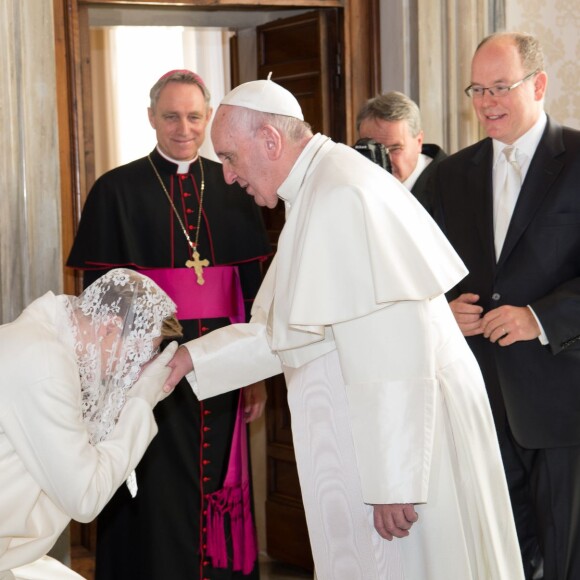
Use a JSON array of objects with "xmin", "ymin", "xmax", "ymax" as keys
[
  {"xmin": 148, "ymin": 82, "xmax": 212, "ymax": 161},
  {"xmin": 470, "ymin": 37, "xmax": 546, "ymax": 144},
  {"xmin": 358, "ymin": 118, "xmax": 423, "ymax": 182},
  {"xmin": 211, "ymin": 106, "xmax": 279, "ymax": 209}
]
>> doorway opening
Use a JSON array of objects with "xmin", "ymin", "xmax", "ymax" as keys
[{"xmin": 90, "ymin": 25, "xmax": 234, "ymax": 177}]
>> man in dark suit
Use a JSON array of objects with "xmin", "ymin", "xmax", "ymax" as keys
[
  {"xmin": 356, "ymin": 91, "xmax": 446, "ymax": 210},
  {"xmin": 431, "ymin": 31, "xmax": 580, "ymax": 580}
]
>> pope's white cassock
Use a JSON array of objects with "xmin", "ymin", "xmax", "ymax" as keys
[{"xmin": 183, "ymin": 134, "xmax": 524, "ymax": 580}]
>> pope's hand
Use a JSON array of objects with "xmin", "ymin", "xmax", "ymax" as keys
[
  {"xmin": 243, "ymin": 382, "xmax": 267, "ymax": 423},
  {"xmin": 128, "ymin": 341, "xmax": 178, "ymax": 407},
  {"xmin": 373, "ymin": 503, "xmax": 419, "ymax": 541},
  {"xmin": 164, "ymin": 345, "xmax": 194, "ymax": 393}
]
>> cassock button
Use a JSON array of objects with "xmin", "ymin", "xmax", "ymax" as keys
[
  {"xmin": 184, "ymin": 192, "xmax": 191, "ymax": 197},
  {"xmin": 203, "ymin": 409, "xmax": 212, "ymax": 415},
  {"xmin": 201, "ymin": 326, "xmax": 209, "ymax": 332},
  {"xmin": 203, "ymin": 476, "xmax": 211, "ymax": 482},
  {"xmin": 179, "ymin": 174, "xmax": 187, "ymax": 180},
  {"xmin": 203, "ymin": 426, "xmax": 211, "ymax": 432},
  {"xmin": 203, "ymin": 561, "xmax": 210, "ymax": 566},
  {"xmin": 203, "ymin": 459, "xmax": 211, "ymax": 465},
  {"xmin": 203, "ymin": 442, "xmax": 211, "ymax": 448},
  {"xmin": 188, "ymin": 224, "xmax": 195, "ymax": 230},
  {"xmin": 186, "ymin": 208, "xmax": 193, "ymax": 214},
  {"xmin": 491, "ymin": 292, "xmax": 501, "ymax": 301}
]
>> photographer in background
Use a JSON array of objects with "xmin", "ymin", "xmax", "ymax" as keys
[{"xmin": 356, "ymin": 91, "xmax": 446, "ymax": 211}]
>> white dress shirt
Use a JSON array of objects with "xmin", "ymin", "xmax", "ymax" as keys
[{"xmin": 492, "ymin": 111, "xmax": 549, "ymax": 344}]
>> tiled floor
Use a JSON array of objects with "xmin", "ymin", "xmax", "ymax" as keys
[
  {"xmin": 259, "ymin": 556, "xmax": 313, "ymax": 579},
  {"xmin": 71, "ymin": 548, "xmax": 313, "ymax": 579}
]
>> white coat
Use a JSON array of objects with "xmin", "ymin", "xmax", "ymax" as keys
[{"xmin": 0, "ymin": 293, "xmax": 159, "ymax": 574}]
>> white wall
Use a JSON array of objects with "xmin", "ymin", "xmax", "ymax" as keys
[
  {"xmin": 0, "ymin": 0, "xmax": 62, "ymax": 323},
  {"xmin": 379, "ymin": 0, "xmax": 418, "ymax": 98},
  {"xmin": 506, "ymin": 0, "xmax": 580, "ymax": 129}
]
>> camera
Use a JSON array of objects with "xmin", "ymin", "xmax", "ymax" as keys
[{"xmin": 353, "ymin": 138, "xmax": 392, "ymax": 174}]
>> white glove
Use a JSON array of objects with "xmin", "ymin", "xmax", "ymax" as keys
[{"xmin": 128, "ymin": 341, "xmax": 178, "ymax": 407}]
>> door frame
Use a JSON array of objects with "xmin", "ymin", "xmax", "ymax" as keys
[{"xmin": 53, "ymin": 0, "xmax": 379, "ymax": 295}]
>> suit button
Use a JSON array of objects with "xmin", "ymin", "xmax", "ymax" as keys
[{"xmin": 491, "ymin": 292, "xmax": 501, "ymax": 301}]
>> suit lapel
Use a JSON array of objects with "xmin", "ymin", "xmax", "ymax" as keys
[
  {"xmin": 497, "ymin": 118, "xmax": 565, "ymax": 267},
  {"xmin": 469, "ymin": 141, "xmax": 497, "ymax": 272}
]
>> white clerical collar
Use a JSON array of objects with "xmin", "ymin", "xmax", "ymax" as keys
[
  {"xmin": 278, "ymin": 134, "xmax": 333, "ymax": 207},
  {"xmin": 403, "ymin": 153, "xmax": 431, "ymax": 191},
  {"xmin": 156, "ymin": 146, "xmax": 198, "ymax": 174}
]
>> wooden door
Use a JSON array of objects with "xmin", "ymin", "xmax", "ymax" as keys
[{"xmin": 256, "ymin": 10, "xmax": 344, "ymax": 571}]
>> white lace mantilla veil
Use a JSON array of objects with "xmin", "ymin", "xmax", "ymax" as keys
[{"xmin": 56, "ymin": 268, "xmax": 177, "ymax": 445}]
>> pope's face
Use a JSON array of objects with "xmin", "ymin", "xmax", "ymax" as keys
[
  {"xmin": 211, "ymin": 106, "xmax": 279, "ymax": 208},
  {"xmin": 148, "ymin": 82, "xmax": 212, "ymax": 161},
  {"xmin": 470, "ymin": 37, "xmax": 546, "ymax": 145},
  {"xmin": 358, "ymin": 118, "xmax": 423, "ymax": 182}
]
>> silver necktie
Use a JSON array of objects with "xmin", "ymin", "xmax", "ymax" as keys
[{"xmin": 494, "ymin": 145, "xmax": 522, "ymax": 259}]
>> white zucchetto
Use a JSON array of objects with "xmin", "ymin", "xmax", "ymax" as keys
[{"xmin": 220, "ymin": 74, "xmax": 304, "ymax": 121}]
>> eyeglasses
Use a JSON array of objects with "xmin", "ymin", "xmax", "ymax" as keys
[{"xmin": 464, "ymin": 70, "xmax": 539, "ymax": 98}]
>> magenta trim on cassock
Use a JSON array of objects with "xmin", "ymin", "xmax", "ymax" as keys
[
  {"xmin": 206, "ymin": 391, "xmax": 259, "ymax": 573},
  {"xmin": 140, "ymin": 266, "xmax": 245, "ymax": 323}
]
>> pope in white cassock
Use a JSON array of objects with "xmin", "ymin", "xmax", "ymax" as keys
[{"xmin": 165, "ymin": 78, "xmax": 525, "ymax": 580}]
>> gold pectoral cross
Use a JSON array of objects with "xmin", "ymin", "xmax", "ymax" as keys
[{"xmin": 186, "ymin": 250, "xmax": 210, "ymax": 285}]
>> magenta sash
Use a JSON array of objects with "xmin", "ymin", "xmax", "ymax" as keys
[
  {"xmin": 206, "ymin": 391, "xmax": 258, "ymax": 573},
  {"xmin": 139, "ymin": 266, "xmax": 245, "ymax": 323}
]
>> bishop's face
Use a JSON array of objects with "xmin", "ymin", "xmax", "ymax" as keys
[{"xmin": 148, "ymin": 82, "xmax": 212, "ymax": 161}]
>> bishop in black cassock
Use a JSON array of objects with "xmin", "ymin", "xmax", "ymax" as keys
[{"xmin": 67, "ymin": 142, "xmax": 271, "ymax": 579}]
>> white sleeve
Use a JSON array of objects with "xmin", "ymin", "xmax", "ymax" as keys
[
  {"xmin": 527, "ymin": 305, "xmax": 549, "ymax": 345},
  {"xmin": 3, "ymin": 370, "xmax": 158, "ymax": 523},
  {"xmin": 184, "ymin": 312, "xmax": 283, "ymax": 400},
  {"xmin": 332, "ymin": 299, "xmax": 437, "ymax": 505}
]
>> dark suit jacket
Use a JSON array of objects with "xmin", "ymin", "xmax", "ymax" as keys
[
  {"xmin": 411, "ymin": 144, "xmax": 447, "ymax": 210},
  {"xmin": 431, "ymin": 117, "xmax": 580, "ymax": 449}
]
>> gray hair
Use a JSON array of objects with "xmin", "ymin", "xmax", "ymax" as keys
[
  {"xmin": 228, "ymin": 107, "xmax": 313, "ymax": 143},
  {"xmin": 356, "ymin": 91, "xmax": 422, "ymax": 137},
  {"xmin": 149, "ymin": 71, "xmax": 211, "ymax": 111},
  {"xmin": 477, "ymin": 32, "xmax": 545, "ymax": 75}
]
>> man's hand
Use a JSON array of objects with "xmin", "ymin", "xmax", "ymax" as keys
[
  {"xmin": 373, "ymin": 503, "xmax": 418, "ymax": 541},
  {"xmin": 482, "ymin": 305, "xmax": 541, "ymax": 346},
  {"xmin": 164, "ymin": 345, "xmax": 194, "ymax": 393},
  {"xmin": 449, "ymin": 293, "xmax": 484, "ymax": 336},
  {"xmin": 243, "ymin": 382, "xmax": 267, "ymax": 423}
]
